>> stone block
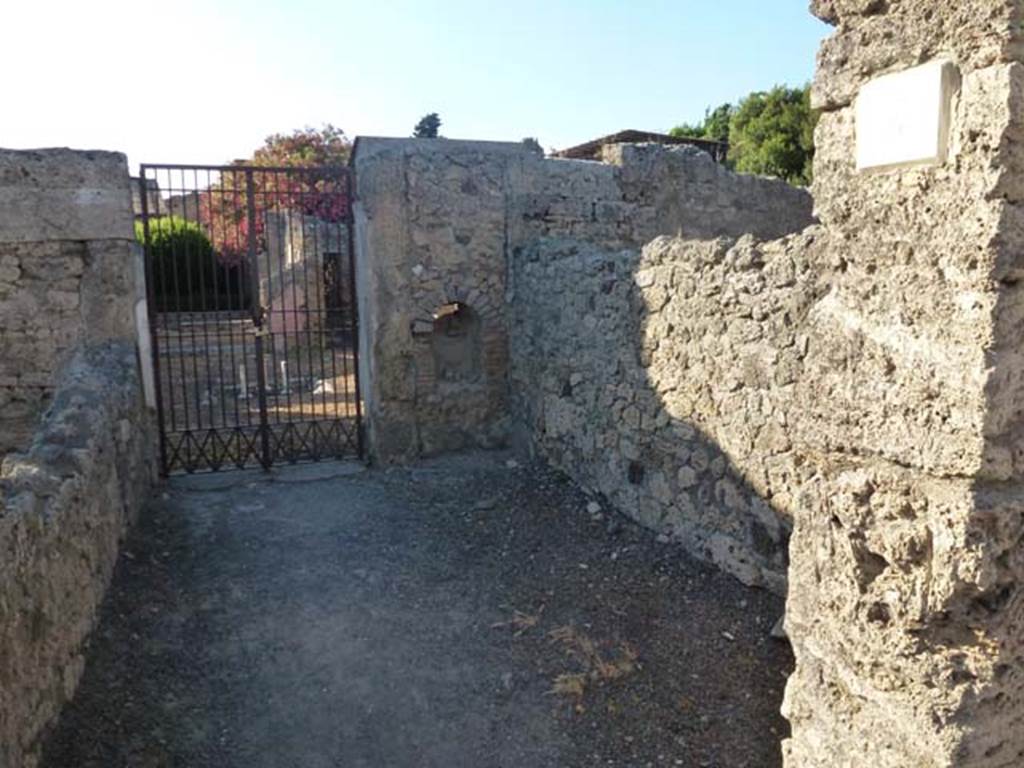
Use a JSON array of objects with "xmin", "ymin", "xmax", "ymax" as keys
[
  {"xmin": 0, "ymin": 149, "xmax": 133, "ymax": 243},
  {"xmin": 855, "ymin": 60, "xmax": 958, "ymax": 171},
  {"xmin": 810, "ymin": 0, "xmax": 1022, "ymax": 110}
]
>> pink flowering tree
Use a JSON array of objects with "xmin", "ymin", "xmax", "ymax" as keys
[{"xmin": 199, "ymin": 124, "xmax": 353, "ymax": 263}]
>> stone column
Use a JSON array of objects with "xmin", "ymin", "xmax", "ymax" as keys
[{"xmin": 782, "ymin": 2, "xmax": 1024, "ymax": 766}]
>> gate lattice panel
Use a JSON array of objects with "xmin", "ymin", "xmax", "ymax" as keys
[{"xmin": 139, "ymin": 164, "xmax": 362, "ymax": 474}]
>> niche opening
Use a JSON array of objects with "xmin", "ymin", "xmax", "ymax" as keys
[{"xmin": 430, "ymin": 302, "xmax": 482, "ymax": 383}]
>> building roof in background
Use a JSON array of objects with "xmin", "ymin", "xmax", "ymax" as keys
[{"xmin": 553, "ymin": 129, "xmax": 728, "ymax": 163}]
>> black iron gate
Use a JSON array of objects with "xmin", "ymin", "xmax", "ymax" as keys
[{"xmin": 138, "ymin": 164, "xmax": 362, "ymax": 474}]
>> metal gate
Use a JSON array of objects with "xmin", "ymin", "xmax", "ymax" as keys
[{"xmin": 138, "ymin": 164, "xmax": 362, "ymax": 474}]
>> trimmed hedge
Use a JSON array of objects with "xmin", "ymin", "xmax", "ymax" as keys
[{"xmin": 135, "ymin": 216, "xmax": 252, "ymax": 312}]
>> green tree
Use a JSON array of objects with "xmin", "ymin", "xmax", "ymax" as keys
[
  {"xmin": 670, "ymin": 85, "xmax": 817, "ymax": 186},
  {"xmin": 671, "ymin": 103, "xmax": 733, "ymax": 142},
  {"xmin": 728, "ymin": 85, "xmax": 816, "ymax": 185},
  {"xmin": 521, "ymin": 137, "xmax": 543, "ymax": 154},
  {"xmin": 700, "ymin": 103, "xmax": 733, "ymax": 142},
  {"xmin": 668, "ymin": 121, "xmax": 706, "ymax": 140},
  {"xmin": 413, "ymin": 112, "xmax": 442, "ymax": 138}
]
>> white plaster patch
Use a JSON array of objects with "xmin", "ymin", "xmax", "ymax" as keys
[
  {"xmin": 135, "ymin": 298, "xmax": 157, "ymax": 410},
  {"xmin": 855, "ymin": 60, "xmax": 958, "ymax": 172}
]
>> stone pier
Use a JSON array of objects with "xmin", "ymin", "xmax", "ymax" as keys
[{"xmin": 782, "ymin": 2, "xmax": 1024, "ymax": 765}]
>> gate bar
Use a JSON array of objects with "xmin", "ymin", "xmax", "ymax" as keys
[
  {"xmin": 245, "ymin": 168, "xmax": 272, "ymax": 470},
  {"xmin": 138, "ymin": 175, "xmax": 169, "ymax": 475}
]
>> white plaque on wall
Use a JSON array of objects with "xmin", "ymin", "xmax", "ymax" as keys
[{"xmin": 855, "ymin": 59, "xmax": 958, "ymax": 172}]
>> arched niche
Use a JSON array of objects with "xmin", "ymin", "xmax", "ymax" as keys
[{"xmin": 430, "ymin": 302, "xmax": 483, "ymax": 384}]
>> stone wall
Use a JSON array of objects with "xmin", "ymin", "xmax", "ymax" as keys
[
  {"xmin": 349, "ymin": 1, "xmax": 1024, "ymax": 760},
  {"xmin": 0, "ymin": 150, "xmax": 138, "ymax": 454},
  {"xmin": 0, "ymin": 346, "xmax": 153, "ymax": 768},
  {"xmin": 505, "ymin": 3, "xmax": 1024, "ymax": 761},
  {"xmin": 0, "ymin": 148, "xmax": 153, "ymax": 768},
  {"xmin": 353, "ymin": 139, "xmax": 521, "ymax": 461},
  {"xmin": 353, "ymin": 137, "xmax": 814, "ymax": 462},
  {"xmin": 509, "ymin": 231, "xmax": 826, "ymax": 592},
  {"xmin": 512, "ymin": 142, "xmax": 812, "ymax": 247},
  {"xmin": 778, "ymin": 3, "xmax": 1024, "ymax": 765},
  {"xmin": 261, "ymin": 211, "xmax": 349, "ymax": 337}
]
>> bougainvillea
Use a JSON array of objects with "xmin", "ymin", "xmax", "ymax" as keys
[{"xmin": 199, "ymin": 124, "xmax": 353, "ymax": 263}]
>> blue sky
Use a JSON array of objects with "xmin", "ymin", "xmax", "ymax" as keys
[{"xmin": 2, "ymin": 1, "xmax": 830, "ymax": 170}]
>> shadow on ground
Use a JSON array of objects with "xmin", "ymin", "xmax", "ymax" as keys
[{"xmin": 40, "ymin": 451, "xmax": 791, "ymax": 768}]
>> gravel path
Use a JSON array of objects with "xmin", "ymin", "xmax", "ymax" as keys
[{"xmin": 41, "ymin": 451, "xmax": 792, "ymax": 768}]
